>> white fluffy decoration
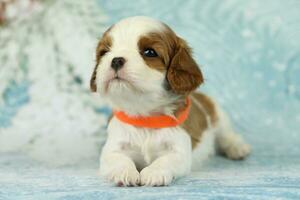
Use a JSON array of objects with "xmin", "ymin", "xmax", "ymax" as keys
[{"xmin": 0, "ymin": 0, "xmax": 109, "ymax": 166}]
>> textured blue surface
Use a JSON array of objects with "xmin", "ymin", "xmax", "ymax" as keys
[
  {"xmin": 0, "ymin": 81, "xmax": 30, "ymax": 127},
  {"xmin": 1, "ymin": 0, "xmax": 300, "ymax": 199}
]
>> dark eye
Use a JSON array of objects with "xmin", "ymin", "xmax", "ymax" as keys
[{"xmin": 143, "ymin": 48, "xmax": 158, "ymax": 57}]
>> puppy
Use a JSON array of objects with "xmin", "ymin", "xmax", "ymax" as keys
[{"xmin": 90, "ymin": 16, "xmax": 250, "ymax": 186}]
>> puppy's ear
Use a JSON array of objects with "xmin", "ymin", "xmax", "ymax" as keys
[
  {"xmin": 90, "ymin": 64, "xmax": 98, "ymax": 92},
  {"xmin": 90, "ymin": 39, "xmax": 102, "ymax": 92},
  {"xmin": 90, "ymin": 28, "xmax": 112, "ymax": 92},
  {"xmin": 166, "ymin": 37, "xmax": 203, "ymax": 94}
]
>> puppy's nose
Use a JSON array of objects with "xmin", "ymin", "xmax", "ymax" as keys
[{"xmin": 111, "ymin": 57, "xmax": 125, "ymax": 71}]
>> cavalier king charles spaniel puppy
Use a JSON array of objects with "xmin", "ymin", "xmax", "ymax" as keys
[{"xmin": 90, "ymin": 16, "xmax": 250, "ymax": 186}]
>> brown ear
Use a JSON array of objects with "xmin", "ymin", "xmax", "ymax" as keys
[
  {"xmin": 90, "ymin": 28, "xmax": 112, "ymax": 92},
  {"xmin": 90, "ymin": 64, "xmax": 98, "ymax": 92},
  {"xmin": 90, "ymin": 39, "xmax": 102, "ymax": 92},
  {"xmin": 166, "ymin": 37, "xmax": 203, "ymax": 94}
]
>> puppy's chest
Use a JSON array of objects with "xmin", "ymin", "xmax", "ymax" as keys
[
  {"xmin": 108, "ymin": 118, "xmax": 187, "ymax": 164},
  {"xmin": 119, "ymin": 129, "xmax": 175, "ymax": 163}
]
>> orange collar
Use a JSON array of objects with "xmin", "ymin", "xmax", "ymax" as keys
[{"xmin": 113, "ymin": 98, "xmax": 191, "ymax": 128}]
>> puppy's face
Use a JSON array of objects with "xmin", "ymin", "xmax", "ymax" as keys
[{"xmin": 91, "ymin": 16, "xmax": 203, "ymax": 115}]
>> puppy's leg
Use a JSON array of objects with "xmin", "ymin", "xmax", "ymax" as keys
[
  {"xmin": 140, "ymin": 133, "xmax": 192, "ymax": 186},
  {"xmin": 215, "ymin": 107, "xmax": 251, "ymax": 160},
  {"xmin": 99, "ymin": 144, "xmax": 140, "ymax": 186}
]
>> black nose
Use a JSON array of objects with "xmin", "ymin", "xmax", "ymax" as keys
[{"xmin": 111, "ymin": 57, "xmax": 125, "ymax": 71}]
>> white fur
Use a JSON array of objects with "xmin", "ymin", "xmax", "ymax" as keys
[
  {"xmin": 96, "ymin": 16, "xmax": 174, "ymax": 116},
  {"xmin": 191, "ymin": 128, "xmax": 216, "ymax": 170},
  {"xmin": 95, "ymin": 16, "xmax": 250, "ymax": 186},
  {"xmin": 99, "ymin": 105, "xmax": 250, "ymax": 186},
  {"xmin": 100, "ymin": 117, "xmax": 192, "ymax": 186},
  {"xmin": 215, "ymin": 105, "xmax": 251, "ymax": 160}
]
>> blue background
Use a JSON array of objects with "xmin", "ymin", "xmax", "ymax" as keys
[{"xmin": 0, "ymin": 0, "xmax": 300, "ymax": 199}]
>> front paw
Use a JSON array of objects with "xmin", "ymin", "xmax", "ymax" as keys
[
  {"xmin": 140, "ymin": 167, "xmax": 173, "ymax": 186},
  {"xmin": 102, "ymin": 167, "xmax": 140, "ymax": 186}
]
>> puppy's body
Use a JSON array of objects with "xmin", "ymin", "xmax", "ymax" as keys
[
  {"xmin": 91, "ymin": 16, "xmax": 250, "ymax": 186},
  {"xmin": 100, "ymin": 92, "xmax": 249, "ymax": 186}
]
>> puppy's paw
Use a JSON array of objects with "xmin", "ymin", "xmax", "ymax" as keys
[
  {"xmin": 140, "ymin": 167, "xmax": 173, "ymax": 186},
  {"xmin": 103, "ymin": 167, "xmax": 140, "ymax": 186},
  {"xmin": 217, "ymin": 132, "xmax": 251, "ymax": 160},
  {"xmin": 224, "ymin": 142, "xmax": 251, "ymax": 160}
]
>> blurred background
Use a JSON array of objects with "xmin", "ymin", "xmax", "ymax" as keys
[{"xmin": 0, "ymin": 0, "xmax": 299, "ymax": 199}]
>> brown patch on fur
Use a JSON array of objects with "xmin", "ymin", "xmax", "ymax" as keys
[
  {"xmin": 138, "ymin": 25, "xmax": 203, "ymax": 94},
  {"xmin": 192, "ymin": 92, "xmax": 218, "ymax": 124},
  {"xmin": 138, "ymin": 32, "xmax": 173, "ymax": 72},
  {"xmin": 181, "ymin": 92, "xmax": 218, "ymax": 149},
  {"xmin": 90, "ymin": 27, "xmax": 113, "ymax": 92}
]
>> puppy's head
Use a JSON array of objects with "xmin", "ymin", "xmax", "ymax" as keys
[{"xmin": 90, "ymin": 16, "xmax": 203, "ymax": 115}]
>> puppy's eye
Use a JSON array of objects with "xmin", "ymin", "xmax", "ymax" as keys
[
  {"xmin": 143, "ymin": 48, "xmax": 158, "ymax": 57},
  {"xmin": 99, "ymin": 50, "xmax": 108, "ymax": 56}
]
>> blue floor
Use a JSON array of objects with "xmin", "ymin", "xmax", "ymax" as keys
[
  {"xmin": 1, "ymin": 0, "xmax": 300, "ymax": 199},
  {"xmin": 1, "ymin": 153, "xmax": 300, "ymax": 200}
]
